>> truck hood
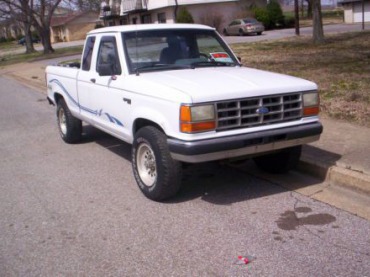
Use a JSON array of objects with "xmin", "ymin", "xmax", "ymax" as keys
[{"xmin": 137, "ymin": 66, "xmax": 317, "ymax": 103}]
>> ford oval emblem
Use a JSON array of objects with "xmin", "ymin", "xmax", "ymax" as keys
[{"xmin": 256, "ymin": 106, "xmax": 269, "ymax": 114}]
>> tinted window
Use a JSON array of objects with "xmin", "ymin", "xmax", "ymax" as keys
[{"xmin": 243, "ymin": 18, "xmax": 258, "ymax": 24}]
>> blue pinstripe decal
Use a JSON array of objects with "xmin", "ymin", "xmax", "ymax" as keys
[{"xmin": 50, "ymin": 79, "xmax": 123, "ymax": 127}]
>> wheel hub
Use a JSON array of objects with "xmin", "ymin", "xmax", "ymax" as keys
[
  {"xmin": 137, "ymin": 143, "xmax": 157, "ymax": 187},
  {"xmin": 58, "ymin": 108, "xmax": 67, "ymax": 135},
  {"xmin": 144, "ymin": 153, "xmax": 156, "ymax": 174}
]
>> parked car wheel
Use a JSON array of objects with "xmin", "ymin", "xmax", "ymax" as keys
[
  {"xmin": 223, "ymin": 29, "xmax": 229, "ymax": 36},
  {"xmin": 239, "ymin": 29, "xmax": 245, "ymax": 36},
  {"xmin": 253, "ymin": 146, "xmax": 302, "ymax": 174},
  {"xmin": 132, "ymin": 126, "xmax": 182, "ymax": 201},
  {"xmin": 56, "ymin": 98, "xmax": 82, "ymax": 143},
  {"xmin": 257, "ymin": 32, "xmax": 263, "ymax": 35}
]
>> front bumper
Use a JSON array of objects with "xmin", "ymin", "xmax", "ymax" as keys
[{"xmin": 168, "ymin": 122, "xmax": 323, "ymax": 163}]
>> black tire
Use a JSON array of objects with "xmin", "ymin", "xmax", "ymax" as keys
[
  {"xmin": 132, "ymin": 126, "xmax": 182, "ymax": 201},
  {"xmin": 257, "ymin": 32, "xmax": 262, "ymax": 35},
  {"xmin": 253, "ymin": 146, "xmax": 302, "ymax": 174},
  {"xmin": 223, "ymin": 29, "xmax": 229, "ymax": 36},
  {"xmin": 56, "ymin": 98, "xmax": 82, "ymax": 143},
  {"xmin": 239, "ymin": 29, "xmax": 244, "ymax": 36}
]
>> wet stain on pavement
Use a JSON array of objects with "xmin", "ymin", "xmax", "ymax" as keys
[
  {"xmin": 276, "ymin": 208, "xmax": 336, "ymax": 231},
  {"xmin": 295, "ymin": 207, "xmax": 312, "ymax": 213}
]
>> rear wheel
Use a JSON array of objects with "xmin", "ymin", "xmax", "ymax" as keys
[
  {"xmin": 257, "ymin": 32, "xmax": 262, "ymax": 35},
  {"xmin": 132, "ymin": 126, "xmax": 182, "ymax": 201},
  {"xmin": 223, "ymin": 29, "xmax": 229, "ymax": 36},
  {"xmin": 56, "ymin": 98, "xmax": 82, "ymax": 143},
  {"xmin": 239, "ymin": 29, "xmax": 245, "ymax": 36},
  {"xmin": 253, "ymin": 146, "xmax": 302, "ymax": 174}
]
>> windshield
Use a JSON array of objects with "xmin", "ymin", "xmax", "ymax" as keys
[{"xmin": 122, "ymin": 29, "xmax": 239, "ymax": 74}]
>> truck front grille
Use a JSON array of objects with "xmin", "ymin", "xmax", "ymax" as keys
[{"xmin": 216, "ymin": 93, "xmax": 302, "ymax": 131}]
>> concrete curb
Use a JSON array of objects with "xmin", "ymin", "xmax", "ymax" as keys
[{"xmin": 298, "ymin": 156, "xmax": 370, "ymax": 196}]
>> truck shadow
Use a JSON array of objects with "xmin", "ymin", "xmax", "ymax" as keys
[{"xmin": 82, "ymin": 125, "xmax": 340, "ymax": 205}]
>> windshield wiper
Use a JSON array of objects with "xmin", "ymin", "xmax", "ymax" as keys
[
  {"xmin": 135, "ymin": 64, "xmax": 192, "ymax": 75},
  {"xmin": 190, "ymin": 60, "xmax": 237, "ymax": 68}
]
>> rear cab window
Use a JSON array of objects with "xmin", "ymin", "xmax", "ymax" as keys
[{"xmin": 82, "ymin": 36, "xmax": 95, "ymax": 71}]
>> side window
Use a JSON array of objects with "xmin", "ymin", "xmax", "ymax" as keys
[
  {"xmin": 96, "ymin": 36, "xmax": 122, "ymax": 75},
  {"xmin": 82, "ymin": 36, "xmax": 95, "ymax": 71}
]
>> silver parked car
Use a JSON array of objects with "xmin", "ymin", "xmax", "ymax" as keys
[{"xmin": 223, "ymin": 18, "xmax": 265, "ymax": 36}]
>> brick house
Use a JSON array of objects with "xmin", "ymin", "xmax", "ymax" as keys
[{"xmin": 50, "ymin": 11, "xmax": 100, "ymax": 43}]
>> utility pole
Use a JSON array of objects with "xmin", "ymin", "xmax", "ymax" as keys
[
  {"xmin": 294, "ymin": 0, "xmax": 300, "ymax": 35},
  {"xmin": 362, "ymin": 0, "xmax": 365, "ymax": 30}
]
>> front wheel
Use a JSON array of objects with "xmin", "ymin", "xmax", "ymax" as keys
[
  {"xmin": 56, "ymin": 98, "xmax": 82, "ymax": 143},
  {"xmin": 132, "ymin": 126, "xmax": 182, "ymax": 201},
  {"xmin": 253, "ymin": 146, "xmax": 302, "ymax": 174}
]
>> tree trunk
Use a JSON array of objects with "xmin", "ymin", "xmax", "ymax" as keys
[
  {"xmin": 23, "ymin": 22, "xmax": 35, "ymax": 54},
  {"xmin": 312, "ymin": 0, "xmax": 324, "ymax": 44},
  {"xmin": 41, "ymin": 27, "xmax": 54, "ymax": 54},
  {"xmin": 306, "ymin": 0, "xmax": 313, "ymax": 18}
]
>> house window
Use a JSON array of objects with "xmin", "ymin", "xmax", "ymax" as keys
[
  {"xmin": 82, "ymin": 36, "xmax": 95, "ymax": 71},
  {"xmin": 120, "ymin": 18, "xmax": 128, "ymax": 25},
  {"xmin": 158, "ymin": 12, "xmax": 166, "ymax": 23},
  {"xmin": 141, "ymin": 14, "xmax": 152, "ymax": 24}
]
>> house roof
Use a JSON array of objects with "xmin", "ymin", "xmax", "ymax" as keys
[{"xmin": 51, "ymin": 11, "xmax": 86, "ymax": 27}]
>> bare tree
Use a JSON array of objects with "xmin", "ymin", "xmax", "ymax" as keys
[
  {"xmin": 73, "ymin": 0, "xmax": 100, "ymax": 11},
  {"xmin": 312, "ymin": 0, "xmax": 324, "ymax": 43},
  {"xmin": 0, "ymin": 1, "xmax": 35, "ymax": 53},
  {"xmin": 33, "ymin": 0, "xmax": 64, "ymax": 53},
  {"xmin": 0, "ymin": 0, "xmax": 63, "ymax": 54}
]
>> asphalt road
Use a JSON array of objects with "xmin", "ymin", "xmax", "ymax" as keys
[{"xmin": 1, "ymin": 76, "xmax": 370, "ymax": 276}]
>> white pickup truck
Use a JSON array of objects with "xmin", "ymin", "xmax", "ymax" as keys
[{"xmin": 46, "ymin": 24, "xmax": 322, "ymax": 201}]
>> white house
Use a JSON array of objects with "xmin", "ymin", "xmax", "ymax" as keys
[
  {"xmin": 340, "ymin": 0, "xmax": 370, "ymax": 23},
  {"xmin": 101, "ymin": 0, "xmax": 266, "ymax": 32}
]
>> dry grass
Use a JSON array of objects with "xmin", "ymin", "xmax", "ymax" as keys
[{"xmin": 232, "ymin": 31, "xmax": 370, "ymax": 127}]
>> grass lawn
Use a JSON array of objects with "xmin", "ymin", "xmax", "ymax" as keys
[
  {"xmin": 232, "ymin": 31, "xmax": 370, "ymax": 127},
  {"xmin": 0, "ymin": 45, "xmax": 83, "ymax": 66}
]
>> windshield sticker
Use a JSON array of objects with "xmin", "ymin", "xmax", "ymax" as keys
[{"xmin": 210, "ymin": 52, "xmax": 233, "ymax": 63}]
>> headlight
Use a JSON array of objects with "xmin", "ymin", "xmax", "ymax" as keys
[
  {"xmin": 303, "ymin": 92, "xmax": 319, "ymax": 107},
  {"xmin": 190, "ymin": 105, "xmax": 215, "ymax": 121},
  {"xmin": 303, "ymin": 92, "xmax": 320, "ymax": 116},
  {"xmin": 180, "ymin": 104, "xmax": 216, "ymax": 133}
]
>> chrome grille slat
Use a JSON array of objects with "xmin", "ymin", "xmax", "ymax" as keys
[{"xmin": 216, "ymin": 93, "xmax": 302, "ymax": 131}]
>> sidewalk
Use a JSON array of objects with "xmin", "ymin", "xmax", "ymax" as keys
[
  {"xmin": 300, "ymin": 117, "xmax": 370, "ymax": 196},
  {"xmin": 2, "ymin": 60, "xmax": 370, "ymax": 196}
]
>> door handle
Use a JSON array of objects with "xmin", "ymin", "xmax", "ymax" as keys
[{"xmin": 90, "ymin": 78, "xmax": 96, "ymax": 83}]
